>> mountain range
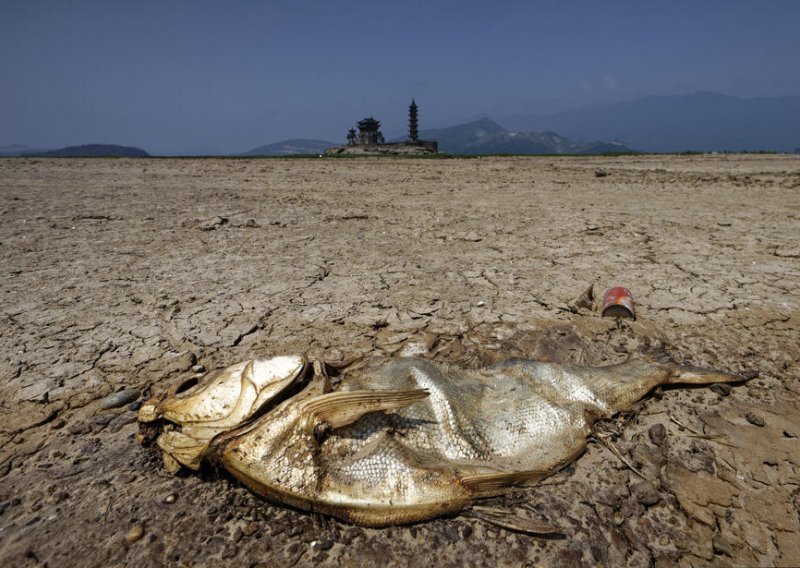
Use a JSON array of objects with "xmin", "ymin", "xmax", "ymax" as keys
[
  {"xmin": 416, "ymin": 118, "xmax": 632, "ymax": 155},
  {"xmin": 2, "ymin": 92, "xmax": 798, "ymax": 156},
  {"xmin": 240, "ymin": 139, "xmax": 336, "ymax": 156},
  {"xmin": 499, "ymin": 92, "xmax": 800, "ymax": 153},
  {"xmin": 0, "ymin": 144, "xmax": 149, "ymax": 157}
]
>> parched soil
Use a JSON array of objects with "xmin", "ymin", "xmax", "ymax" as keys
[{"xmin": 1, "ymin": 155, "xmax": 799, "ymax": 567}]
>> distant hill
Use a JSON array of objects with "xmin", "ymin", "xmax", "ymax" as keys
[
  {"xmin": 27, "ymin": 144, "xmax": 149, "ymax": 157},
  {"xmin": 241, "ymin": 139, "xmax": 336, "ymax": 156},
  {"xmin": 500, "ymin": 92, "xmax": 800, "ymax": 153},
  {"xmin": 0, "ymin": 144, "xmax": 53, "ymax": 156},
  {"xmin": 418, "ymin": 117, "xmax": 633, "ymax": 155}
]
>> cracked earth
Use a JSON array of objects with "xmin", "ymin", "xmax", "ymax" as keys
[{"xmin": 1, "ymin": 155, "xmax": 799, "ymax": 566}]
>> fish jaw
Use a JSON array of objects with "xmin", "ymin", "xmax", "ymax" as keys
[{"xmin": 138, "ymin": 355, "xmax": 307, "ymax": 471}]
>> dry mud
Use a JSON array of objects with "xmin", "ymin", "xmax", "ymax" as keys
[{"xmin": 1, "ymin": 155, "xmax": 799, "ymax": 567}]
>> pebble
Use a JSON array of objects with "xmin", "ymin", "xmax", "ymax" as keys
[
  {"xmin": 630, "ymin": 480, "xmax": 660, "ymax": 506},
  {"xmin": 648, "ymin": 423, "xmax": 667, "ymax": 446},
  {"xmin": 99, "ymin": 388, "xmax": 140, "ymax": 410},
  {"xmin": 164, "ymin": 494, "xmax": 177, "ymax": 504},
  {"xmin": 126, "ymin": 524, "xmax": 144, "ymax": 543},
  {"xmin": 127, "ymin": 400, "xmax": 142, "ymax": 412},
  {"xmin": 710, "ymin": 383, "xmax": 732, "ymax": 396},
  {"xmin": 192, "ymin": 364, "xmax": 206, "ymax": 374},
  {"xmin": 745, "ymin": 412, "xmax": 765, "ymax": 427},
  {"xmin": 50, "ymin": 419, "xmax": 66, "ymax": 430},
  {"xmin": 312, "ymin": 540, "xmax": 333, "ymax": 551}
]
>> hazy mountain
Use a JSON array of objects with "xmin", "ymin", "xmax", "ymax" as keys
[
  {"xmin": 500, "ymin": 92, "xmax": 800, "ymax": 153},
  {"xmin": 418, "ymin": 117, "xmax": 633, "ymax": 155},
  {"xmin": 27, "ymin": 144, "xmax": 149, "ymax": 157},
  {"xmin": 241, "ymin": 139, "xmax": 336, "ymax": 156},
  {"xmin": 0, "ymin": 144, "xmax": 53, "ymax": 156}
]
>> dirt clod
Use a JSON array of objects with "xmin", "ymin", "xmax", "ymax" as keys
[
  {"xmin": 745, "ymin": 413, "xmax": 766, "ymax": 427},
  {"xmin": 630, "ymin": 480, "xmax": 661, "ymax": 506},
  {"xmin": 712, "ymin": 533, "xmax": 734, "ymax": 557},
  {"xmin": 648, "ymin": 423, "xmax": 667, "ymax": 446}
]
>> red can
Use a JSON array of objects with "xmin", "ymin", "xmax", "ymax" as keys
[{"xmin": 602, "ymin": 287, "xmax": 635, "ymax": 319}]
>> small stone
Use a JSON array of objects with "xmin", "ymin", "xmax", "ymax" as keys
[
  {"xmin": 164, "ymin": 494, "xmax": 177, "ymax": 504},
  {"xmin": 312, "ymin": 540, "xmax": 333, "ymax": 551},
  {"xmin": 659, "ymin": 535, "xmax": 670, "ymax": 546},
  {"xmin": 648, "ymin": 423, "xmax": 667, "ymax": 446},
  {"xmin": 127, "ymin": 400, "xmax": 142, "ymax": 411},
  {"xmin": 50, "ymin": 419, "xmax": 66, "ymax": 430},
  {"xmin": 461, "ymin": 524, "xmax": 474, "ymax": 539},
  {"xmin": 595, "ymin": 169, "xmax": 608, "ymax": 178},
  {"xmin": 94, "ymin": 414, "xmax": 114, "ymax": 426},
  {"xmin": 233, "ymin": 528, "xmax": 243, "ymax": 543},
  {"xmin": 99, "ymin": 388, "xmax": 140, "ymax": 410},
  {"xmin": 126, "ymin": 524, "xmax": 144, "ymax": 543},
  {"xmin": 710, "ymin": 383, "xmax": 732, "ymax": 396},
  {"xmin": 221, "ymin": 544, "xmax": 238, "ymax": 559},
  {"xmin": 712, "ymin": 534, "xmax": 733, "ymax": 557},
  {"xmin": 745, "ymin": 412, "xmax": 765, "ymax": 427},
  {"xmin": 630, "ymin": 480, "xmax": 660, "ymax": 506},
  {"xmin": 192, "ymin": 364, "xmax": 206, "ymax": 374}
]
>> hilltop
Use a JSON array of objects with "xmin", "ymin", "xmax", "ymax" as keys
[{"xmin": 418, "ymin": 117, "xmax": 633, "ymax": 154}]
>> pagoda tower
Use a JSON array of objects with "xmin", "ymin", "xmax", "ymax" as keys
[{"xmin": 408, "ymin": 99, "xmax": 419, "ymax": 143}]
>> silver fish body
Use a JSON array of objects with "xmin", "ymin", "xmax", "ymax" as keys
[{"xmin": 141, "ymin": 355, "xmax": 743, "ymax": 526}]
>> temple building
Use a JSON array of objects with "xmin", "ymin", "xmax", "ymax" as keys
[
  {"xmin": 326, "ymin": 100, "xmax": 437, "ymax": 155},
  {"xmin": 351, "ymin": 117, "xmax": 385, "ymax": 146}
]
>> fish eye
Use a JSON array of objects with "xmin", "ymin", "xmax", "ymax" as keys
[{"xmin": 175, "ymin": 377, "xmax": 199, "ymax": 395}]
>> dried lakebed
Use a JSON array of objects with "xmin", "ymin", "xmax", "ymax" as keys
[{"xmin": 1, "ymin": 155, "xmax": 799, "ymax": 566}]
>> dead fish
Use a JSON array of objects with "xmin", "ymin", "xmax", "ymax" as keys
[{"xmin": 139, "ymin": 354, "xmax": 745, "ymax": 526}]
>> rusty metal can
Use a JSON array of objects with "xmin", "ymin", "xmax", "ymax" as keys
[{"xmin": 601, "ymin": 287, "xmax": 635, "ymax": 319}]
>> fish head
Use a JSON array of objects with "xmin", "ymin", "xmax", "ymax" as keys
[{"xmin": 137, "ymin": 355, "xmax": 308, "ymax": 470}]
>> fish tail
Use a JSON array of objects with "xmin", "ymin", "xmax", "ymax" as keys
[{"xmin": 666, "ymin": 364, "xmax": 753, "ymax": 385}]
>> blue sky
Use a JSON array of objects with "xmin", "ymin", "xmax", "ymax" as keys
[{"xmin": 2, "ymin": 1, "xmax": 799, "ymax": 154}]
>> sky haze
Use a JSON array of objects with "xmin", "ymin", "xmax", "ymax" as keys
[{"xmin": 2, "ymin": 1, "xmax": 799, "ymax": 154}]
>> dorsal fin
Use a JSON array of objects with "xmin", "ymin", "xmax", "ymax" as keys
[{"xmin": 299, "ymin": 389, "xmax": 429, "ymax": 429}]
